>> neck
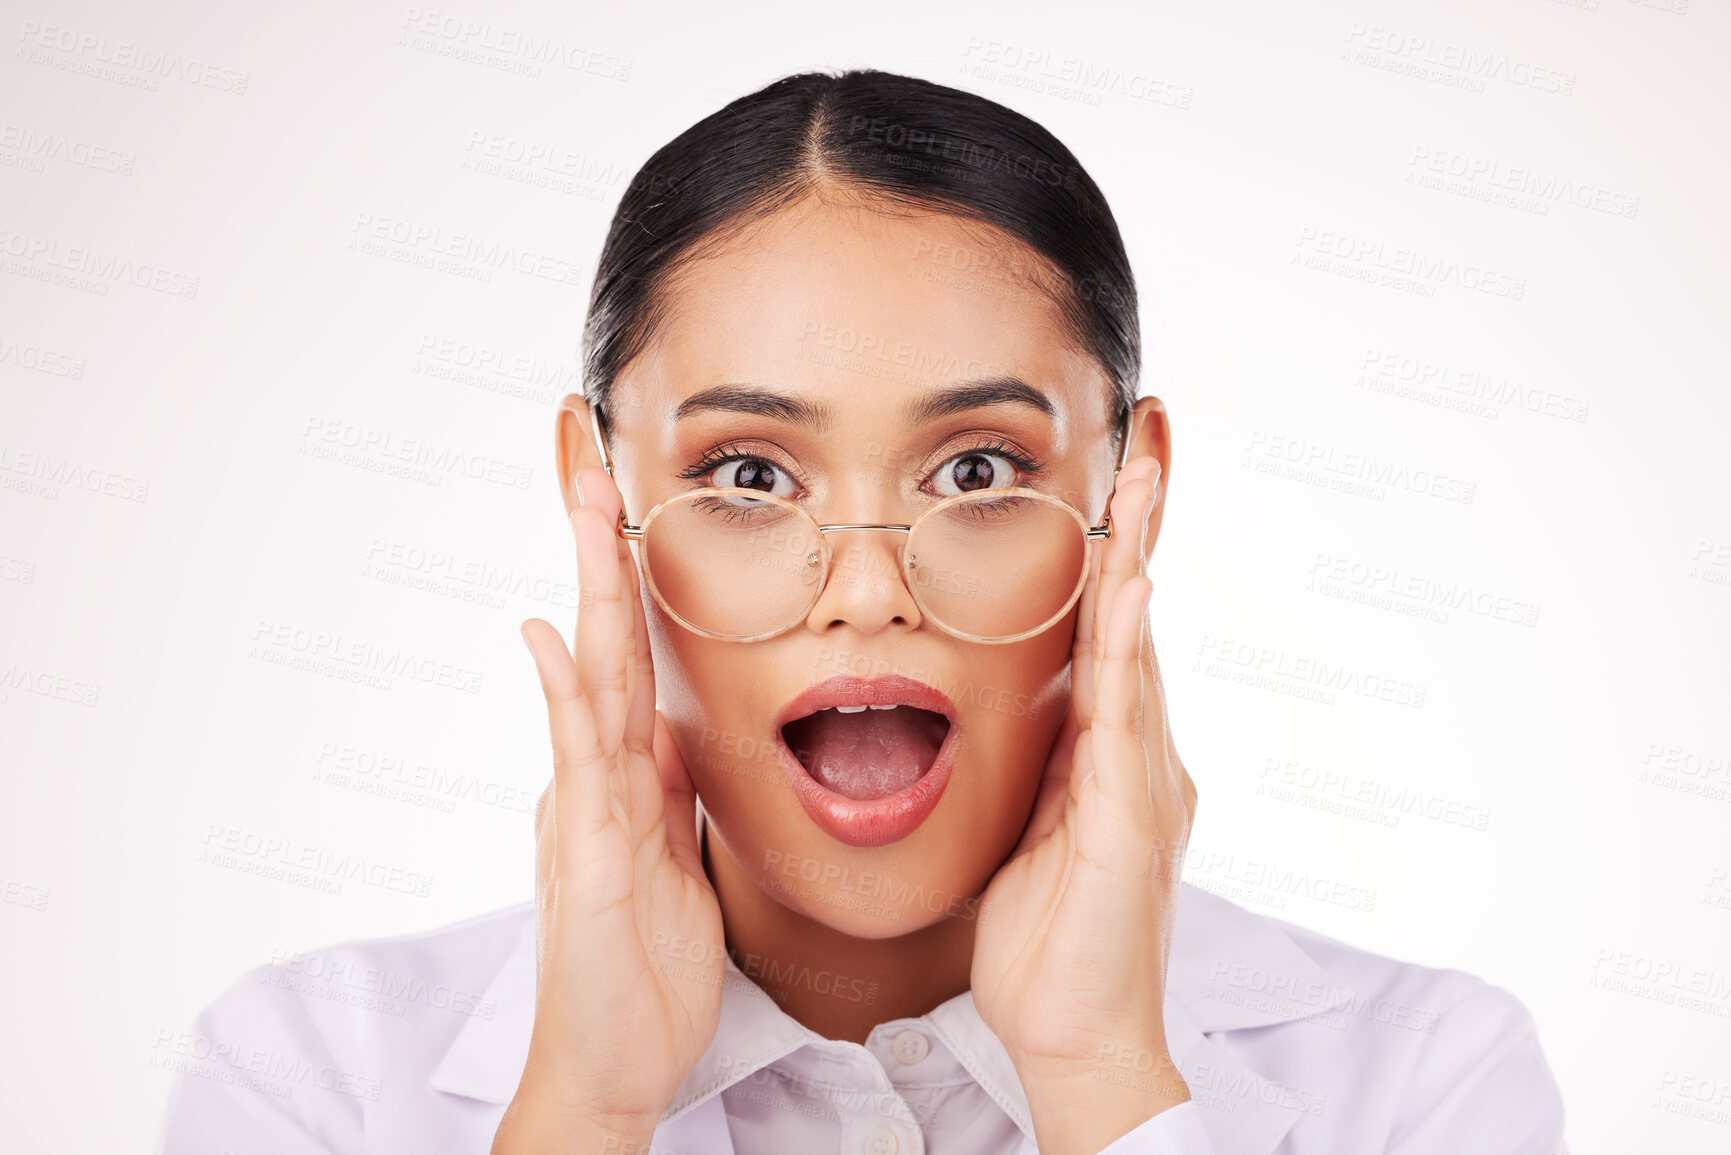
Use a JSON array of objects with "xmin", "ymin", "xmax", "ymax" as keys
[{"xmin": 702, "ymin": 813, "xmax": 977, "ymax": 1044}]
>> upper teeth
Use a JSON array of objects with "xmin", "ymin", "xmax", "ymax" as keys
[{"xmin": 830, "ymin": 704, "xmax": 897, "ymax": 713}]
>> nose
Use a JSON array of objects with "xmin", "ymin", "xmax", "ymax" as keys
[{"xmin": 801, "ymin": 525, "xmax": 924, "ymax": 638}]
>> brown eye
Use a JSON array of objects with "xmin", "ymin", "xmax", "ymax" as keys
[
  {"xmin": 726, "ymin": 460, "xmax": 776, "ymax": 491},
  {"xmin": 707, "ymin": 457, "xmax": 796, "ymax": 503},
  {"xmin": 952, "ymin": 455, "xmax": 994, "ymax": 491},
  {"xmin": 933, "ymin": 452, "xmax": 1017, "ymax": 496}
]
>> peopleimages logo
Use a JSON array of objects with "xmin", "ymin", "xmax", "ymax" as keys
[
  {"xmin": 0, "ymin": 333, "xmax": 86, "ymax": 378},
  {"xmin": 200, "ymin": 824, "xmax": 436, "ymax": 898},
  {"xmin": 1294, "ymin": 227, "xmax": 1526, "ymax": 300},
  {"xmin": 0, "ymin": 227, "xmax": 200, "ymax": 298},
  {"xmin": 0, "ymin": 445, "xmax": 148, "ymax": 501},
  {"xmin": 1408, "ymin": 146, "xmax": 1640, "ymax": 219},
  {"xmin": 348, "ymin": 212, "xmax": 585, "ymax": 287},
  {"xmin": 0, "ymin": 663, "xmax": 101, "ymax": 707},
  {"xmin": 300, "ymin": 417, "xmax": 533, "ymax": 490},
  {"xmin": 15, "ymin": 20, "xmax": 251, "ymax": 93},
  {"xmin": 266, "ymin": 947, "xmax": 499, "ymax": 1018},
  {"xmin": 249, "ymin": 619, "xmax": 485, "ymax": 695},
  {"xmin": 0, "ymin": 123, "xmax": 135, "ymax": 175},
  {"xmin": 1342, "ymin": 23, "xmax": 1576, "ymax": 96},
  {"xmin": 959, "ymin": 36, "xmax": 1194, "ymax": 109},
  {"xmin": 398, "ymin": 7, "xmax": 632, "ymax": 80}
]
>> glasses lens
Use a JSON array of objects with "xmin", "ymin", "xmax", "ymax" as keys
[
  {"xmin": 639, "ymin": 491, "xmax": 824, "ymax": 640},
  {"xmin": 907, "ymin": 490, "xmax": 1088, "ymax": 641}
]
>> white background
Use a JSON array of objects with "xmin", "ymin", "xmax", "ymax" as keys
[{"xmin": 2, "ymin": 0, "xmax": 1728, "ymax": 1151}]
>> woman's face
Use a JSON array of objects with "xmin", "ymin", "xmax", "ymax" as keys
[{"xmin": 576, "ymin": 193, "xmax": 1128, "ymax": 940}]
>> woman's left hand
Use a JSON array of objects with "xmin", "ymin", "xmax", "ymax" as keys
[{"xmin": 970, "ymin": 454, "xmax": 1198, "ymax": 1155}]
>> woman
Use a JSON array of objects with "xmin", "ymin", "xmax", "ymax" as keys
[{"xmin": 159, "ymin": 70, "xmax": 1568, "ymax": 1154}]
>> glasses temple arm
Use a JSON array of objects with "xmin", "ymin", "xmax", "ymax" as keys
[
  {"xmin": 589, "ymin": 406, "xmax": 645, "ymax": 535},
  {"xmin": 1088, "ymin": 411, "xmax": 1139, "ymax": 535}
]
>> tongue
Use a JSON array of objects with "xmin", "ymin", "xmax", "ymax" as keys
[{"xmin": 782, "ymin": 707, "xmax": 948, "ymax": 801}]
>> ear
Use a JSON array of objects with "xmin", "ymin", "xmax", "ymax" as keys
[
  {"xmin": 1125, "ymin": 395, "xmax": 1171, "ymax": 550},
  {"xmin": 554, "ymin": 393, "xmax": 607, "ymax": 518}
]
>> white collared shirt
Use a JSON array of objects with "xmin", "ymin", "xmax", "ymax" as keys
[{"xmin": 156, "ymin": 883, "xmax": 1569, "ymax": 1154}]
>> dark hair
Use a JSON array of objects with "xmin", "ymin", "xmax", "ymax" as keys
[{"xmin": 582, "ymin": 68, "xmax": 1139, "ymax": 452}]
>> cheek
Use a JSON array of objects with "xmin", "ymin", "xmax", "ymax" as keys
[
  {"xmin": 956, "ymin": 612, "xmax": 1076, "ymax": 741},
  {"xmin": 639, "ymin": 597, "xmax": 707, "ymax": 731},
  {"xmin": 641, "ymin": 598, "xmax": 770, "ymax": 779},
  {"xmin": 935, "ymin": 624, "xmax": 1076, "ymax": 841}
]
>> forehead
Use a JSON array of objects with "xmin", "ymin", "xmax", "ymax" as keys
[{"xmin": 615, "ymin": 195, "xmax": 1110, "ymax": 452}]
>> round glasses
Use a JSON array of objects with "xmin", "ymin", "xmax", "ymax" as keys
[{"xmin": 614, "ymin": 484, "xmax": 1111, "ymax": 644}]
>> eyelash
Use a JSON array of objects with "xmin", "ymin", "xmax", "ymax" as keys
[
  {"xmin": 675, "ymin": 443, "xmax": 766, "ymax": 484},
  {"xmin": 677, "ymin": 437, "xmax": 1046, "ymax": 493}
]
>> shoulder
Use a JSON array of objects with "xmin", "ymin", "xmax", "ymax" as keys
[
  {"xmin": 1172, "ymin": 884, "xmax": 1568, "ymax": 1151},
  {"xmin": 1174, "ymin": 880, "xmax": 1540, "ymax": 1033},
  {"xmin": 158, "ymin": 903, "xmax": 534, "ymax": 1153},
  {"xmin": 1272, "ymin": 903, "xmax": 1530, "ymax": 1033},
  {"xmin": 196, "ymin": 901, "xmax": 535, "ymax": 1044}
]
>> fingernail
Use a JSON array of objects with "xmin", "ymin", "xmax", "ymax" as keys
[{"xmin": 574, "ymin": 475, "xmax": 587, "ymax": 506}]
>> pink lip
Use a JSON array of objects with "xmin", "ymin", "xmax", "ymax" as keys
[{"xmin": 774, "ymin": 673, "xmax": 959, "ymax": 848}]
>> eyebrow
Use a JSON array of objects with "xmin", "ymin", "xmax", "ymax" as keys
[
  {"xmin": 673, "ymin": 376, "xmax": 1056, "ymax": 430},
  {"xmin": 901, "ymin": 376, "xmax": 1057, "ymax": 425},
  {"xmin": 673, "ymin": 384, "xmax": 837, "ymax": 430}
]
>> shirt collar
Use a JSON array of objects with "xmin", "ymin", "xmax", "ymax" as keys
[{"xmin": 429, "ymin": 880, "xmax": 1354, "ymax": 1130}]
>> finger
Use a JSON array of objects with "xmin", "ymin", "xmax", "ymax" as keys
[
  {"xmin": 521, "ymin": 618, "xmax": 611, "ymax": 843},
  {"xmin": 1115, "ymin": 454, "xmax": 1161, "ymax": 494},
  {"xmin": 1105, "ymin": 456, "xmax": 1160, "ymax": 578},
  {"xmin": 586, "ymin": 464, "xmax": 642, "ymax": 706},
  {"xmin": 529, "ymin": 780, "xmax": 555, "ymax": 987},
  {"xmin": 533, "ymin": 778, "xmax": 554, "ymax": 906},
  {"xmin": 1089, "ymin": 575, "xmax": 1158, "ymax": 822},
  {"xmin": 1091, "ymin": 466, "xmax": 1159, "ymax": 708},
  {"xmin": 1072, "ymin": 456, "xmax": 1159, "ymax": 730},
  {"xmin": 1070, "ymin": 531, "xmax": 1105, "ymax": 727},
  {"xmin": 1135, "ymin": 457, "xmax": 1162, "ymax": 581},
  {"xmin": 1136, "ymin": 598, "xmax": 1192, "ymax": 847},
  {"xmin": 580, "ymin": 464, "xmax": 667, "ymax": 845},
  {"xmin": 620, "ymin": 518, "xmax": 659, "ymax": 760},
  {"xmin": 571, "ymin": 471, "xmax": 633, "ymax": 757},
  {"xmin": 1013, "ymin": 705, "xmax": 1079, "ymax": 856}
]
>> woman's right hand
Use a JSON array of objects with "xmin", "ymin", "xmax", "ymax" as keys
[{"xmin": 493, "ymin": 465, "xmax": 725, "ymax": 1155}]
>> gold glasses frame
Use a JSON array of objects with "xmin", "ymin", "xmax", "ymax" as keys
[{"xmin": 589, "ymin": 407, "xmax": 1135, "ymax": 644}]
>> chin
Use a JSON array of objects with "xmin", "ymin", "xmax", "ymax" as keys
[
  {"xmin": 793, "ymin": 888, "xmax": 964, "ymax": 941},
  {"xmin": 751, "ymin": 816, "xmax": 997, "ymax": 941}
]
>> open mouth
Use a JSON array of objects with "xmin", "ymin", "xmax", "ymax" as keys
[
  {"xmin": 772, "ymin": 673, "xmax": 960, "ymax": 847},
  {"xmin": 781, "ymin": 705, "xmax": 952, "ymax": 801}
]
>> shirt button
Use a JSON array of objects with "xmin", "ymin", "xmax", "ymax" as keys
[
  {"xmin": 866, "ymin": 1125, "xmax": 900, "ymax": 1155},
  {"xmin": 890, "ymin": 1028, "xmax": 930, "ymax": 1065}
]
